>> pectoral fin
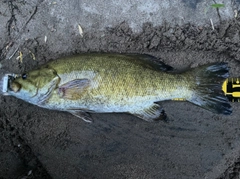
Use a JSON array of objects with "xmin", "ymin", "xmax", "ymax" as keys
[
  {"xmin": 58, "ymin": 79, "xmax": 90, "ymax": 100},
  {"xmin": 131, "ymin": 104, "xmax": 167, "ymax": 122},
  {"xmin": 67, "ymin": 109, "xmax": 93, "ymax": 123}
]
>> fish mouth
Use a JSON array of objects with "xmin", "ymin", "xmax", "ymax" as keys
[
  {"xmin": 9, "ymin": 81, "xmax": 21, "ymax": 93},
  {"xmin": 1, "ymin": 74, "xmax": 20, "ymax": 95}
]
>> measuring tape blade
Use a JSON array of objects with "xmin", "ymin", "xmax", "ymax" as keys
[{"xmin": 222, "ymin": 78, "xmax": 240, "ymax": 102}]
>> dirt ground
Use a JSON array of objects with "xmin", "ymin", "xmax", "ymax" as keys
[{"xmin": 1, "ymin": 1, "xmax": 240, "ymax": 179}]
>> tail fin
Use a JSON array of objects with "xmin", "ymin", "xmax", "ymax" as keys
[{"xmin": 188, "ymin": 62, "xmax": 232, "ymax": 115}]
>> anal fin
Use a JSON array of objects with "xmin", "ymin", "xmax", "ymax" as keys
[{"xmin": 131, "ymin": 104, "xmax": 167, "ymax": 122}]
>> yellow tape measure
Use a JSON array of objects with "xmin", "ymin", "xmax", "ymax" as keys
[
  {"xmin": 222, "ymin": 78, "xmax": 240, "ymax": 102},
  {"xmin": 173, "ymin": 78, "xmax": 240, "ymax": 102}
]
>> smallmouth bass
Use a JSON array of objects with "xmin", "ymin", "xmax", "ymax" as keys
[{"xmin": 2, "ymin": 53, "xmax": 232, "ymax": 122}]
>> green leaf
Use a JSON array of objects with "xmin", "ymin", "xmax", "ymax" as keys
[{"xmin": 211, "ymin": 4, "xmax": 225, "ymax": 8}]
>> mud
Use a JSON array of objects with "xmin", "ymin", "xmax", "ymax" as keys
[{"xmin": 0, "ymin": 1, "xmax": 240, "ymax": 179}]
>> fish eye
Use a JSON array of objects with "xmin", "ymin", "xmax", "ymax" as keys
[{"xmin": 22, "ymin": 73, "xmax": 27, "ymax": 80}]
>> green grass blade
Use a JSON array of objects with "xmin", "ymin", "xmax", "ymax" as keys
[{"xmin": 211, "ymin": 4, "xmax": 225, "ymax": 8}]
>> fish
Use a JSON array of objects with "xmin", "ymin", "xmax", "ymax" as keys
[{"xmin": 2, "ymin": 53, "xmax": 232, "ymax": 122}]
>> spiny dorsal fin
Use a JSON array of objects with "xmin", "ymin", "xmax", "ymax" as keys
[{"xmin": 125, "ymin": 54, "xmax": 174, "ymax": 72}]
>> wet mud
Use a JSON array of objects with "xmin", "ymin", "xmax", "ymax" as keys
[{"xmin": 0, "ymin": 1, "xmax": 240, "ymax": 179}]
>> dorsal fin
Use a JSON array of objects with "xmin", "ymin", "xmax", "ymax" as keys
[{"xmin": 125, "ymin": 54, "xmax": 174, "ymax": 72}]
